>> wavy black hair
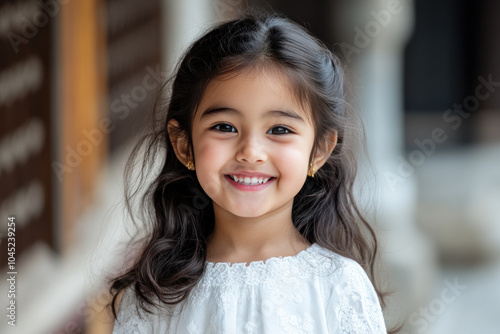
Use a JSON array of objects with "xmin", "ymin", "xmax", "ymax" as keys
[{"xmin": 107, "ymin": 12, "xmax": 389, "ymax": 326}]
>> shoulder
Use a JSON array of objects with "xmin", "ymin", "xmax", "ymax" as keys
[
  {"xmin": 114, "ymin": 287, "xmax": 139, "ymax": 320},
  {"xmin": 311, "ymin": 246, "xmax": 387, "ymax": 333},
  {"xmin": 305, "ymin": 244, "xmax": 370, "ymax": 281},
  {"xmin": 312, "ymin": 245, "xmax": 378, "ymax": 297},
  {"xmin": 112, "ymin": 287, "xmax": 155, "ymax": 333},
  {"xmin": 114, "ymin": 289, "xmax": 126, "ymax": 314}
]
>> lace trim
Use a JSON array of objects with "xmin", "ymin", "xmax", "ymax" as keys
[
  {"xmin": 205, "ymin": 243, "xmax": 317, "ymax": 268},
  {"xmin": 201, "ymin": 243, "xmax": 340, "ymax": 286}
]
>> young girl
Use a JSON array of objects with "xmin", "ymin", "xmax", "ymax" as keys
[{"xmin": 108, "ymin": 13, "xmax": 388, "ymax": 333}]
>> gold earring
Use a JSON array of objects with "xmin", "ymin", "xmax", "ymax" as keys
[
  {"xmin": 185, "ymin": 161, "xmax": 194, "ymax": 170},
  {"xmin": 308, "ymin": 163, "xmax": 316, "ymax": 178}
]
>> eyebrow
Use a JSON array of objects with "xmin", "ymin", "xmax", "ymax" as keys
[{"xmin": 200, "ymin": 107, "xmax": 305, "ymax": 122}]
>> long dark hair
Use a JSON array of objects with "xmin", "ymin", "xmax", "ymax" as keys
[{"xmin": 107, "ymin": 12, "xmax": 387, "ymax": 322}]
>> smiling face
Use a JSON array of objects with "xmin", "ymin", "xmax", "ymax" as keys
[{"xmin": 186, "ymin": 66, "xmax": 320, "ymax": 221}]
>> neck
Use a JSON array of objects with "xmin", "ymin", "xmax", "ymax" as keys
[{"xmin": 206, "ymin": 201, "xmax": 310, "ymax": 264}]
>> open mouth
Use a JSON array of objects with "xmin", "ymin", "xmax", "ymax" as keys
[{"xmin": 226, "ymin": 175, "xmax": 275, "ymax": 186}]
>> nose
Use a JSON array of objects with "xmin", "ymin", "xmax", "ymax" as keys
[{"xmin": 235, "ymin": 134, "xmax": 267, "ymax": 164}]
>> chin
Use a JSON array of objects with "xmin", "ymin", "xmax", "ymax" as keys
[
  {"xmin": 232, "ymin": 211, "xmax": 264, "ymax": 218},
  {"xmin": 227, "ymin": 207, "xmax": 269, "ymax": 219}
]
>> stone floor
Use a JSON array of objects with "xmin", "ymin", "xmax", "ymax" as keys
[
  {"xmin": 426, "ymin": 263, "xmax": 500, "ymax": 334},
  {"xmin": 411, "ymin": 143, "xmax": 500, "ymax": 333}
]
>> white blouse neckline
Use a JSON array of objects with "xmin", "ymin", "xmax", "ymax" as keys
[
  {"xmin": 204, "ymin": 243, "xmax": 319, "ymax": 269},
  {"xmin": 201, "ymin": 243, "xmax": 330, "ymax": 286}
]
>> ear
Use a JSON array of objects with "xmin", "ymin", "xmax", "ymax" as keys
[
  {"xmin": 167, "ymin": 119, "xmax": 191, "ymax": 166},
  {"xmin": 311, "ymin": 130, "xmax": 338, "ymax": 171}
]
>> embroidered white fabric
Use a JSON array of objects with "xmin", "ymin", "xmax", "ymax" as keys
[{"xmin": 112, "ymin": 243, "xmax": 387, "ymax": 333}]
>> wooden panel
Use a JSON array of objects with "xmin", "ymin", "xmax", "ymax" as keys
[
  {"xmin": 104, "ymin": 0, "xmax": 162, "ymax": 153},
  {"xmin": 59, "ymin": 0, "xmax": 106, "ymax": 252},
  {"xmin": 0, "ymin": 0, "xmax": 54, "ymax": 267}
]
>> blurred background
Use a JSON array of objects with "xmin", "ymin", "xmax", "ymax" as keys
[{"xmin": 1, "ymin": 0, "xmax": 499, "ymax": 333}]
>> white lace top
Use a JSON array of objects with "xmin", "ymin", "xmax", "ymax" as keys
[{"xmin": 113, "ymin": 243, "xmax": 387, "ymax": 333}]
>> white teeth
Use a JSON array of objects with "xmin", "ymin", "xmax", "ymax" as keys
[{"xmin": 230, "ymin": 175, "xmax": 272, "ymax": 185}]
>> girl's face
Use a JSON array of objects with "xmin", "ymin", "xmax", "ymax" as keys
[{"xmin": 190, "ymin": 67, "xmax": 316, "ymax": 220}]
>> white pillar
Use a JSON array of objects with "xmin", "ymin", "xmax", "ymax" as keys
[
  {"xmin": 333, "ymin": 0, "xmax": 437, "ymax": 328},
  {"xmin": 162, "ymin": 0, "xmax": 218, "ymax": 73}
]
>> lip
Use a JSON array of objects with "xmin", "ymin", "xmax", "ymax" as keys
[{"xmin": 224, "ymin": 174, "xmax": 275, "ymax": 191}]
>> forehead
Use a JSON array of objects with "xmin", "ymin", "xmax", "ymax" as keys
[{"xmin": 195, "ymin": 66, "xmax": 313, "ymax": 122}]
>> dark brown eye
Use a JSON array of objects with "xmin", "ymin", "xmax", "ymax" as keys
[
  {"xmin": 268, "ymin": 126, "xmax": 291, "ymax": 135},
  {"xmin": 213, "ymin": 123, "xmax": 236, "ymax": 132}
]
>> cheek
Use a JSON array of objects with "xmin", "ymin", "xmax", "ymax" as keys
[
  {"xmin": 272, "ymin": 143, "xmax": 311, "ymax": 176},
  {"xmin": 193, "ymin": 137, "xmax": 232, "ymax": 197},
  {"xmin": 195, "ymin": 137, "xmax": 232, "ymax": 166}
]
